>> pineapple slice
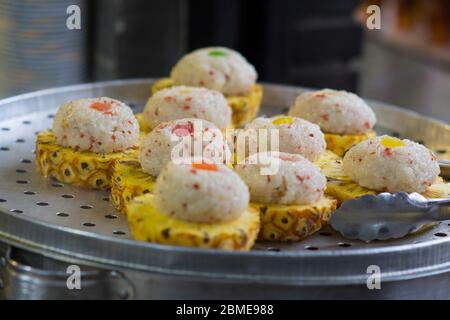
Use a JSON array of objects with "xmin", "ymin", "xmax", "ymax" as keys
[
  {"xmin": 111, "ymin": 158, "xmax": 156, "ymax": 212},
  {"xmin": 135, "ymin": 113, "xmax": 152, "ymax": 134},
  {"xmin": 151, "ymin": 78, "xmax": 263, "ymax": 128},
  {"xmin": 326, "ymin": 180, "xmax": 377, "ymax": 203},
  {"xmin": 111, "ymin": 158, "xmax": 234, "ymax": 213},
  {"xmin": 252, "ymin": 196, "xmax": 338, "ymax": 242},
  {"xmin": 151, "ymin": 77, "xmax": 175, "ymax": 94},
  {"xmin": 314, "ymin": 150, "xmax": 352, "ymax": 181},
  {"xmin": 126, "ymin": 194, "xmax": 260, "ymax": 251},
  {"xmin": 423, "ymin": 178, "xmax": 450, "ymax": 198},
  {"xmin": 325, "ymin": 177, "xmax": 449, "ymax": 236},
  {"xmin": 321, "ymin": 153, "xmax": 449, "ymax": 237},
  {"xmin": 324, "ymin": 130, "xmax": 376, "ymax": 156},
  {"xmin": 324, "ymin": 154, "xmax": 450, "ymax": 202},
  {"xmin": 36, "ymin": 131, "xmax": 137, "ymax": 189}
]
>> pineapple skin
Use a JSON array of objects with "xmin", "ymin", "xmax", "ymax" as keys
[
  {"xmin": 151, "ymin": 78, "xmax": 263, "ymax": 128},
  {"xmin": 111, "ymin": 158, "xmax": 156, "ymax": 212},
  {"xmin": 126, "ymin": 194, "xmax": 261, "ymax": 251},
  {"xmin": 36, "ymin": 131, "xmax": 137, "ymax": 189},
  {"xmin": 325, "ymin": 130, "xmax": 376, "ymax": 156},
  {"xmin": 252, "ymin": 196, "xmax": 338, "ymax": 242}
]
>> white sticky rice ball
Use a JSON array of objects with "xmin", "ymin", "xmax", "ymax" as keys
[
  {"xmin": 170, "ymin": 47, "xmax": 257, "ymax": 96},
  {"xmin": 289, "ymin": 89, "xmax": 376, "ymax": 135},
  {"xmin": 154, "ymin": 161, "xmax": 249, "ymax": 223},
  {"xmin": 240, "ymin": 115, "xmax": 326, "ymax": 162},
  {"xmin": 142, "ymin": 86, "xmax": 231, "ymax": 130},
  {"xmin": 235, "ymin": 152, "xmax": 326, "ymax": 205},
  {"xmin": 52, "ymin": 97, "xmax": 139, "ymax": 153},
  {"xmin": 343, "ymin": 135, "xmax": 440, "ymax": 193},
  {"xmin": 139, "ymin": 118, "xmax": 231, "ymax": 177}
]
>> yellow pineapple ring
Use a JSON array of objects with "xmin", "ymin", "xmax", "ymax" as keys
[
  {"xmin": 126, "ymin": 194, "xmax": 260, "ymax": 251},
  {"xmin": 323, "ymin": 153, "xmax": 450, "ymax": 203},
  {"xmin": 320, "ymin": 151, "xmax": 449, "ymax": 237},
  {"xmin": 36, "ymin": 131, "xmax": 137, "ymax": 190},
  {"xmin": 324, "ymin": 130, "xmax": 376, "ymax": 156},
  {"xmin": 423, "ymin": 178, "xmax": 450, "ymax": 198},
  {"xmin": 111, "ymin": 135, "xmax": 234, "ymax": 213},
  {"xmin": 325, "ymin": 177, "xmax": 450, "ymax": 236},
  {"xmin": 252, "ymin": 196, "xmax": 337, "ymax": 242},
  {"xmin": 111, "ymin": 159, "xmax": 156, "ymax": 212},
  {"xmin": 150, "ymin": 78, "xmax": 263, "ymax": 128},
  {"xmin": 326, "ymin": 178, "xmax": 450, "ymax": 204},
  {"xmin": 314, "ymin": 150, "xmax": 352, "ymax": 181},
  {"xmin": 135, "ymin": 113, "xmax": 152, "ymax": 134},
  {"xmin": 325, "ymin": 180, "xmax": 377, "ymax": 203}
]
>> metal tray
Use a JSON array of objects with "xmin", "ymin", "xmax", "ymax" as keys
[{"xmin": 0, "ymin": 79, "xmax": 449, "ymax": 296}]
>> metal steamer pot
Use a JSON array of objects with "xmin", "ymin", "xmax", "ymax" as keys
[{"xmin": 0, "ymin": 79, "xmax": 449, "ymax": 299}]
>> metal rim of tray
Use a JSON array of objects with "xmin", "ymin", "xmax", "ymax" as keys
[{"xmin": 0, "ymin": 79, "xmax": 449, "ymax": 286}]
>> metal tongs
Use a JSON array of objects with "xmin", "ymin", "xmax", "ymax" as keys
[{"xmin": 330, "ymin": 160, "xmax": 450, "ymax": 241}]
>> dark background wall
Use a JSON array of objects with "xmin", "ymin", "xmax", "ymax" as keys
[
  {"xmin": 2, "ymin": 0, "xmax": 448, "ymax": 121},
  {"xmin": 92, "ymin": 0, "xmax": 362, "ymax": 91}
]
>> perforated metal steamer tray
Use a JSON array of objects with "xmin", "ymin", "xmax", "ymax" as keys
[{"xmin": 0, "ymin": 79, "xmax": 449, "ymax": 287}]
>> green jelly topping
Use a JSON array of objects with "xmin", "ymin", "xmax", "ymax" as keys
[{"xmin": 208, "ymin": 50, "xmax": 226, "ymax": 57}]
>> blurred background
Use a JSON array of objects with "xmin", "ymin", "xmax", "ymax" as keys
[{"xmin": 0, "ymin": 0, "xmax": 449, "ymax": 122}]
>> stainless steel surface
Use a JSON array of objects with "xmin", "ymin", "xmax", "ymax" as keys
[
  {"xmin": 0, "ymin": 79, "xmax": 449, "ymax": 298},
  {"xmin": 330, "ymin": 193, "xmax": 450, "ymax": 241},
  {"xmin": 4, "ymin": 245, "xmax": 450, "ymax": 299},
  {"xmin": 360, "ymin": 34, "xmax": 450, "ymax": 123},
  {"xmin": 0, "ymin": 0, "xmax": 88, "ymax": 96},
  {"xmin": 0, "ymin": 246, "xmax": 134, "ymax": 299}
]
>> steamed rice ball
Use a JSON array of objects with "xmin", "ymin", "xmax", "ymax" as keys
[
  {"xmin": 52, "ymin": 97, "xmax": 139, "ymax": 153},
  {"xmin": 154, "ymin": 161, "xmax": 249, "ymax": 223},
  {"xmin": 170, "ymin": 47, "xmax": 257, "ymax": 96},
  {"xmin": 289, "ymin": 89, "xmax": 376, "ymax": 135},
  {"xmin": 241, "ymin": 115, "xmax": 326, "ymax": 162},
  {"xmin": 142, "ymin": 86, "xmax": 232, "ymax": 130},
  {"xmin": 235, "ymin": 152, "xmax": 326, "ymax": 205},
  {"xmin": 139, "ymin": 118, "xmax": 231, "ymax": 177},
  {"xmin": 343, "ymin": 136, "xmax": 440, "ymax": 193}
]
